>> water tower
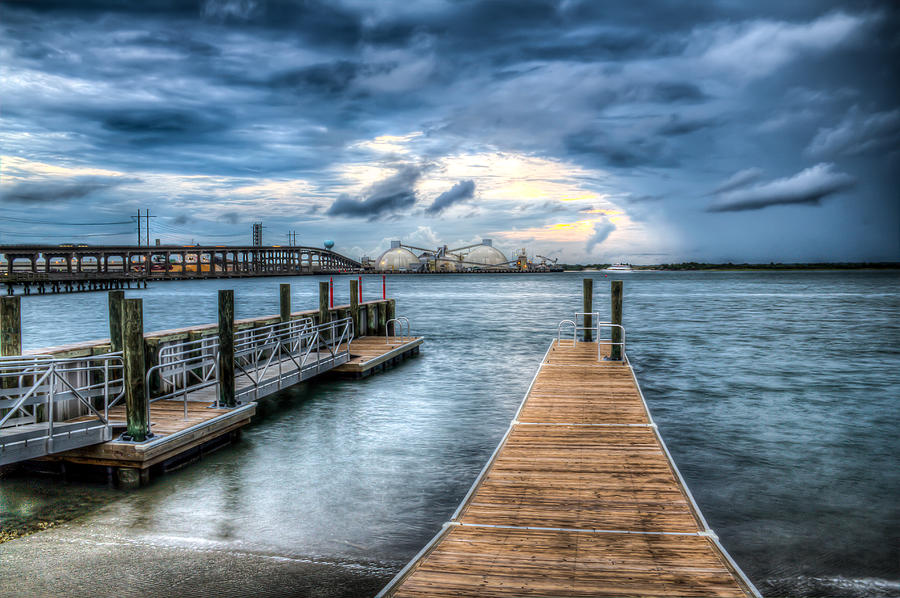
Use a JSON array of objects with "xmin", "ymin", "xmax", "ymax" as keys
[{"xmin": 323, "ymin": 240, "xmax": 335, "ymax": 250}]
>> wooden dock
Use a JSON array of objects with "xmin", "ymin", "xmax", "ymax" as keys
[
  {"xmin": 46, "ymin": 400, "xmax": 255, "ymax": 472},
  {"xmin": 378, "ymin": 340, "xmax": 759, "ymax": 598},
  {"xmin": 332, "ymin": 336, "xmax": 423, "ymax": 378}
]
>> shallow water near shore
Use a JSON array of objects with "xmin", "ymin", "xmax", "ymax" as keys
[{"xmin": 1, "ymin": 271, "xmax": 898, "ymax": 597}]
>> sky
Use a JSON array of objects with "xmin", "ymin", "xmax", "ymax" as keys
[{"xmin": 1, "ymin": 0, "xmax": 898, "ymax": 264}]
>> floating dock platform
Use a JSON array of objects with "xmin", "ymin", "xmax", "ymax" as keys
[
  {"xmin": 378, "ymin": 339, "xmax": 758, "ymax": 597},
  {"xmin": 1, "ymin": 283, "xmax": 422, "ymax": 487},
  {"xmin": 332, "ymin": 336, "xmax": 423, "ymax": 378}
]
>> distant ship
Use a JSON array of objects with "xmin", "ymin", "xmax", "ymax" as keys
[{"xmin": 604, "ymin": 264, "xmax": 633, "ymax": 272}]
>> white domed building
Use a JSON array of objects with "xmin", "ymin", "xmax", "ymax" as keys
[
  {"xmin": 377, "ymin": 241, "xmax": 419, "ymax": 272},
  {"xmin": 463, "ymin": 240, "xmax": 508, "ymax": 270}
]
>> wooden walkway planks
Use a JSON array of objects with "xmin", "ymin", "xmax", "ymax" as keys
[
  {"xmin": 380, "ymin": 340, "xmax": 759, "ymax": 598},
  {"xmin": 331, "ymin": 336, "xmax": 423, "ymax": 376}
]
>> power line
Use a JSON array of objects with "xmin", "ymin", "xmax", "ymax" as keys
[
  {"xmin": 0, "ymin": 229, "xmax": 132, "ymax": 238},
  {"xmin": 0, "ymin": 216, "xmax": 134, "ymax": 226}
]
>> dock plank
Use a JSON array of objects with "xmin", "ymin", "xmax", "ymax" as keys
[{"xmin": 380, "ymin": 340, "xmax": 757, "ymax": 598}]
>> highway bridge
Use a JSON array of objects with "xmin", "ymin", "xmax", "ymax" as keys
[{"xmin": 0, "ymin": 244, "xmax": 361, "ymax": 295}]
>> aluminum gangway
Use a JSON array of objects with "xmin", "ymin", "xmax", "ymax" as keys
[{"xmin": 0, "ymin": 317, "xmax": 353, "ymax": 466}]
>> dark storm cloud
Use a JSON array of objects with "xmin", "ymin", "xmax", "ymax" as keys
[
  {"xmin": 327, "ymin": 165, "xmax": 422, "ymax": 219},
  {"xmin": 707, "ymin": 163, "xmax": 855, "ymax": 212},
  {"xmin": 1, "ymin": 176, "xmax": 137, "ymax": 203},
  {"xmin": 565, "ymin": 130, "xmax": 675, "ymax": 168},
  {"xmin": 1, "ymin": 0, "xmax": 897, "ymax": 259},
  {"xmin": 425, "ymin": 180, "xmax": 475, "ymax": 215},
  {"xmin": 101, "ymin": 108, "xmax": 230, "ymax": 141},
  {"xmin": 806, "ymin": 106, "xmax": 900, "ymax": 157}
]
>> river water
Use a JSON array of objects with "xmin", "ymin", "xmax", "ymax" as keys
[{"xmin": 1, "ymin": 271, "xmax": 898, "ymax": 597}]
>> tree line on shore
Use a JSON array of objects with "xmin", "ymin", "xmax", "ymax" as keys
[{"xmin": 561, "ymin": 262, "xmax": 900, "ymax": 271}]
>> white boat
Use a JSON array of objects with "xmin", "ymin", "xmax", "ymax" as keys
[{"xmin": 604, "ymin": 264, "xmax": 633, "ymax": 272}]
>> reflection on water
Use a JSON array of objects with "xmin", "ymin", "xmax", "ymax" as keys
[{"xmin": 2, "ymin": 271, "xmax": 899, "ymax": 597}]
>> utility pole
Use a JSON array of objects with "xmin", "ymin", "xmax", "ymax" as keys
[
  {"xmin": 136, "ymin": 210, "xmax": 142, "ymax": 246},
  {"xmin": 145, "ymin": 209, "xmax": 150, "ymax": 247}
]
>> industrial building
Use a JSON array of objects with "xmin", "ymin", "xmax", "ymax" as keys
[{"xmin": 370, "ymin": 239, "xmax": 560, "ymax": 273}]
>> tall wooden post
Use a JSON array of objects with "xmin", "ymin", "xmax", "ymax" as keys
[
  {"xmin": 218, "ymin": 290, "xmax": 235, "ymax": 408},
  {"xmin": 349, "ymin": 279, "xmax": 359, "ymax": 337},
  {"xmin": 122, "ymin": 298, "xmax": 148, "ymax": 441},
  {"xmin": 611, "ymin": 280, "xmax": 623, "ymax": 361},
  {"xmin": 386, "ymin": 299, "xmax": 396, "ymax": 336},
  {"xmin": 583, "ymin": 278, "xmax": 593, "ymax": 342},
  {"xmin": 0, "ymin": 296, "xmax": 22, "ymax": 357},
  {"xmin": 279, "ymin": 283, "xmax": 291, "ymax": 322},
  {"xmin": 318, "ymin": 282, "xmax": 330, "ymax": 325},
  {"xmin": 108, "ymin": 290, "xmax": 125, "ymax": 352},
  {"xmin": 367, "ymin": 303, "xmax": 377, "ymax": 336},
  {"xmin": 377, "ymin": 301, "xmax": 387, "ymax": 335}
]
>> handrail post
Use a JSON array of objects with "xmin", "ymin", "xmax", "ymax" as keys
[
  {"xmin": 218, "ymin": 290, "xmax": 235, "ymax": 407},
  {"xmin": 611, "ymin": 281, "xmax": 623, "ymax": 361},
  {"xmin": 583, "ymin": 278, "xmax": 593, "ymax": 342},
  {"xmin": 122, "ymin": 298, "xmax": 149, "ymax": 441}
]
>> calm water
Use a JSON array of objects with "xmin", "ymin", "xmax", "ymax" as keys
[{"xmin": 1, "ymin": 271, "xmax": 898, "ymax": 597}]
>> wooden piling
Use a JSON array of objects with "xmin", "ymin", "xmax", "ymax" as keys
[
  {"xmin": 279, "ymin": 283, "xmax": 291, "ymax": 323},
  {"xmin": 386, "ymin": 299, "xmax": 396, "ymax": 336},
  {"xmin": 108, "ymin": 290, "xmax": 125, "ymax": 352},
  {"xmin": 583, "ymin": 278, "xmax": 593, "ymax": 342},
  {"xmin": 367, "ymin": 303, "xmax": 377, "ymax": 336},
  {"xmin": 122, "ymin": 298, "xmax": 149, "ymax": 441},
  {"xmin": 611, "ymin": 280, "xmax": 623, "ymax": 361},
  {"xmin": 349, "ymin": 279, "xmax": 359, "ymax": 336},
  {"xmin": 377, "ymin": 301, "xmax": 387, "ymax": 335},
  {"xmin": 0, "ymin": 295, "xmax": 22, "ymax": 357},
  {"xmin": 318, "ymin": 282, "xmax": 330, "ymax": 324},
  {"xmin": 218, "ymin": 290, "xmax": 235, "ymax": 407}
]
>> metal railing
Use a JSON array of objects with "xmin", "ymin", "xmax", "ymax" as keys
[
  {"xmin": 556, "ymin": 313, "xmax": 627, "ymax": 362},
  {"xmin": 147, "ymin": 336, "xmax": 220, "ymax": 418},
  {"xmin": 145, "ymin": 316, "xmax": 353, "ymax": 415},
  {"xmin": 0, "ymin": 353, "xmax": 124, "ymax": 462},
  {"xmin": 385, "ymin": 316, "xmax": 411, "ymax": 343}
]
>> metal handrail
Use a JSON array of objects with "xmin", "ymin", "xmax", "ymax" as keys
[
  {"xmin": 555, "ymin": 316, "xmax": 627, "ymax": 362},
  {"xmin": 556, "ymin": 320, "xmax": 577, "ymax": 346},
  {"xmin": 595, "ymin": 322, "xmax": 627, "ymax": 362},
  {"xmin": 146, "ymin": 316, "xmax": 352, "ymax": 414},
  {"xmin": 0, "ymin": 353, "xmax": 125, "ymax": 432},
  {"xmin": 385, "ymin": 316, "xmax": 411, "ymax": 343}
]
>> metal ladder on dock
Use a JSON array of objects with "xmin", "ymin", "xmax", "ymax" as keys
[{"xmin": 0, "ymin": 317, "xmax": 354, "ymax": 466}]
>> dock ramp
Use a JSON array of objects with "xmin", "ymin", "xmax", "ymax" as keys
[{"xmin": 378, "ymin": 320, "xmax": 759, "ymax": 597}]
